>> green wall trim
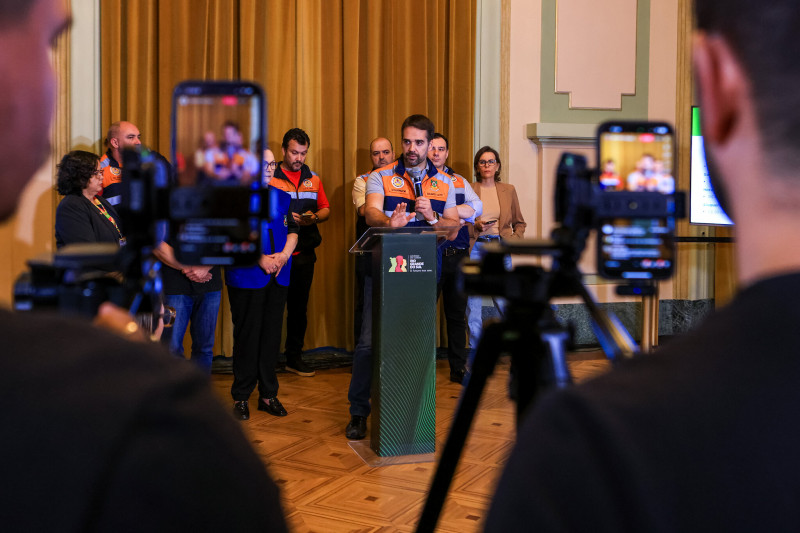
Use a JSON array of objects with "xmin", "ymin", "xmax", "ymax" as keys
[
  {"xmin": 540, "ymin": 0, "xmax": 651, "ymax": 123},
  {"xmin": 526, "ymin": 122, "xmax": 597, "ymax": 141}
]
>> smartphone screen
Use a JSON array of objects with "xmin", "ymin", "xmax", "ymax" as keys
[
  {"xmin": 596, "ymin": 122, "xmax": 676, "ymax": 280},
  {"xmin": 170, "ymin": 81, "xmax": 266, "ymax": 266}
]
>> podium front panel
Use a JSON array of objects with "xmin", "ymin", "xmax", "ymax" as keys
[{"xmin": 371, "ymin": 233, "xmax": 437, "ymax": 456}]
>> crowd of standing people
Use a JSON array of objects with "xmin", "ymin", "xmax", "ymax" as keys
[{"xmin": 54, "ymin": 113, "xmax": 526, "ymax": 440}]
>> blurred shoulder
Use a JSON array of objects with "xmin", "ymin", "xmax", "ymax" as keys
[{"xmin": 0, "ymin": 308, "xmax": 191, "ymax": 388}]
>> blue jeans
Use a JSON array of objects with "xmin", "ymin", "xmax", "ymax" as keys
[
  {"xmin": 466, "ymin": 239, "xmax": 510, "ymax": 348},
  {"xmin": 163, "ymin": 291, "xmax": 221, "ymax": 374}
]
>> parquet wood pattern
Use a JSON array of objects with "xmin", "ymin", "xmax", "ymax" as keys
[{"xmin": 210, "ymin": 352, "xmax": 610, "ymax": 532}]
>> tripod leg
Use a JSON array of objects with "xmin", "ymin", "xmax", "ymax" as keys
[
  {"xmin": 507, "ymin": 308, "xmax": 572, "ymax": 425},
  {"xmin": 416, "ymin": 320, "xmax": 506, "ymax": 533}
]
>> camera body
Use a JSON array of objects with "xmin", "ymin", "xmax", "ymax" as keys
[
  {"xmin": 14, "ymin": 81, "xmax": 272, "ymax": 322},
  {"xmin": 463, "ymin": 122, "xmax": 684, "ymax": 300},
  {"xmin": 14, "ymin": 243, "xmax": 129, "ymax": 316}
]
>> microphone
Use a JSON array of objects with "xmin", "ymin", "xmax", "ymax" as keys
[
  {"xmin": 410, "ymin": 168, "xmax": 423, "ymax": 197},
  {"xmin": 409, "ymin": 168, "xmax": 425, "ymax": 221}
]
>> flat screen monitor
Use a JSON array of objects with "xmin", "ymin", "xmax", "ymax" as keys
[{"xmin": 690, "ymin": 106, "xmax": 733, "ymax": 226}]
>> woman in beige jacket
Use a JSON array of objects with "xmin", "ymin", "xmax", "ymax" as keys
[{"xmin": 467, "ymin": 146, "xmax": 527, "ymax": 348}]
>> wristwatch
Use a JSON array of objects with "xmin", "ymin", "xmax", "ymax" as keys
[{"xmin": 426, "ymin": 212, "xmax": 440, "ymax": 225}]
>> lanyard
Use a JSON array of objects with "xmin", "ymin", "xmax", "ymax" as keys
[{"xmin": 92, "ymin": 197, "xmax": 124, "ymax": 241}]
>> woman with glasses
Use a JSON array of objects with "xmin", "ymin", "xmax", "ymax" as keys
[
  {"xmin": 467, "ymin": 146, "xmax": 526, "ymax": 348},
  {"xmin": 226, "ymin": 149, "xmax": 299, "ymax": 420},
  {"xmin": 55, "ymin": 150, "xmax": 125, "ymax": 249}
]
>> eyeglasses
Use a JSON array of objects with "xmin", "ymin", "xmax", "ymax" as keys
[
  {"xmin": 264, "ymin": 161, "xmax": 278, "ymax": 169},
  {"xmin": 91, "ymin": 169, "xmax": 104, "ymax": 177},
  {"xmin": 478, "ymin": 159, "xmax": 497, "ymax": 166}
]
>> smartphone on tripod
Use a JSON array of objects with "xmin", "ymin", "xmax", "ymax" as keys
[
  {"xmin": 170, "ymin": 81, "xmax": 267, "ymax": 266},
  {"xmin": 596, "ymin": 121, "xmax": 676, "ymax": 281}
]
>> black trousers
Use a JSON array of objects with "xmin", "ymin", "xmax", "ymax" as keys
[
  {"xmin": 437, "ymin": 248, "xmax": 469, "ymax": 372},
  {"xmin": 284, "ymin": 251, "xmax": 316, "ymax": 359},
  {"xmin": 229, "ymin": 282, "xmax": 288, "ymax": 400}
]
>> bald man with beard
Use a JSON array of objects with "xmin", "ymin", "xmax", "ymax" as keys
[
  {"xmin": 99, "ymin": 120, "xmax": 141, "ymax": 205},
  {"xmin": 352, "ymin": 137, "xmax": 395, "ymax": 342}
]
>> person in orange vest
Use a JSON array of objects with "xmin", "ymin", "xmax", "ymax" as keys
[
  {"xmin": 270, "ymin": 128, "xmax": 330, "ymax": 377},
  {"xmin": 99, "ymin": 120, "xmax": 141, "ymax": 206},
  {"xmin": 428, "ymin": 132, "xmax": 482, "ymax": 384}
]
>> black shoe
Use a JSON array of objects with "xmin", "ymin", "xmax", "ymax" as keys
[
  {"xmin": 257, "ymin": 396, "xmax": 288, "ymax": 417},
  {"xmin": 450, "ymin": 368, "xmax": 466, "ymax": 384},
  {"xmin": 345, "ymin": 415, "xmax": 367, "ymax": 440},
  {"xmin": 233, "ymin": 400, "xmax": 250, "ymax": 420},
  {"xmin": 285, "ymin": 358, "xmax": 315, "ymax": 377}
]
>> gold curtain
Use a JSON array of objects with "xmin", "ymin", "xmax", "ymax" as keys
[{"xmin": 101, "ymin": 0, "xmax": 476, "ymax": 353}]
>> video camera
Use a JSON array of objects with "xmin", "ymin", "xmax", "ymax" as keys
[
  {"xmin": 13, "ymin": 81, "xmax": 275, "ymax": 332},
  {"xmin": 463, "ymin": 121, "xmax": 684, "ymax": 300},
  {"xmin": 418, "ymin": 122, "xmax": 686, "ymax": 532}
]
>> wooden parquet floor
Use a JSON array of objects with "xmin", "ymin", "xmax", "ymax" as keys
[{"xmin": 210, "ymin": 352, "xmax": 610, "ymax": 533}]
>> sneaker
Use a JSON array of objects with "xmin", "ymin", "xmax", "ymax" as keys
[
  {"xmin": 285, "ymin": 357, "xmax": 315, "ymax": 377},
  {"xmin": 233, "ymin": 400, "xmax": 250, "ymax": 420},
  {"xmin": 345, "ymin": 415, "xmax": 367, "ymax": 440}
]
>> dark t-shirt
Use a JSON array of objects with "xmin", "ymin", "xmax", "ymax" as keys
[
  {"xmin": 486, "ymin": 273, "xmax": 800, "ymax": 532},
  {"xmin": 160, "ymin": 235, "xmax": 222, "ymax": 294},
  {"xmin": 0, "ymin": 309, "xmax": 286, "ymax": 531}
]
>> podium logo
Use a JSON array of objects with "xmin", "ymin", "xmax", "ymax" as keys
[{"xmin": 389, "ymin": 255, "xmax": 407, "ymax": 272}]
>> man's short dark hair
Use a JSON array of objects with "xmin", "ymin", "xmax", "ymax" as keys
[
  {"xmin": 401, "ymin": 115, "xmax": 435, "ymax": 142},
  {"xmin": 282, "ymin": 128, "xmax": 310, "ymax": 149},
  {"xmin": 432, "ymin": 132, "xmax": 449, "ymax": 150},
  {"xmin": 696, "ymin": 1, "xmax": 800, "ymax": 170},
  {"xmin": 223, "ymin": 121, "xmax": 241, "ymax": 132}
]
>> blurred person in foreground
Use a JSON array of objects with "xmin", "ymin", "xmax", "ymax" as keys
[
  {"xmin": 485, "ymin": 1, "xmax": 800, "ymax": 531},
  {"xmin": 0, "ymin": 1, "xmax": 287, "ymax": 530}
]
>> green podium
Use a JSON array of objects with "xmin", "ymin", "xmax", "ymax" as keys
[{"xmin": 351, "ymin": 226, "xmax": 453, "ymax": 457}]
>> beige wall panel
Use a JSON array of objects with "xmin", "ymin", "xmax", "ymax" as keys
[
  {"xmin": 505, "ymin": 0, "xmax": 542, "ymax": 238},
  {"xmin": 555, "ymin": 0, "xmax": 637, "ymax": 109},
  {"xmin": 647, "ymin": 0, "xmax": 678, "ymax": 123}
]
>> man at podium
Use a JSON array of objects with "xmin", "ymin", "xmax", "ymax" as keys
[{"xmin": 345, "ymin": 114, "xmax": 460, "ymax": 440}]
